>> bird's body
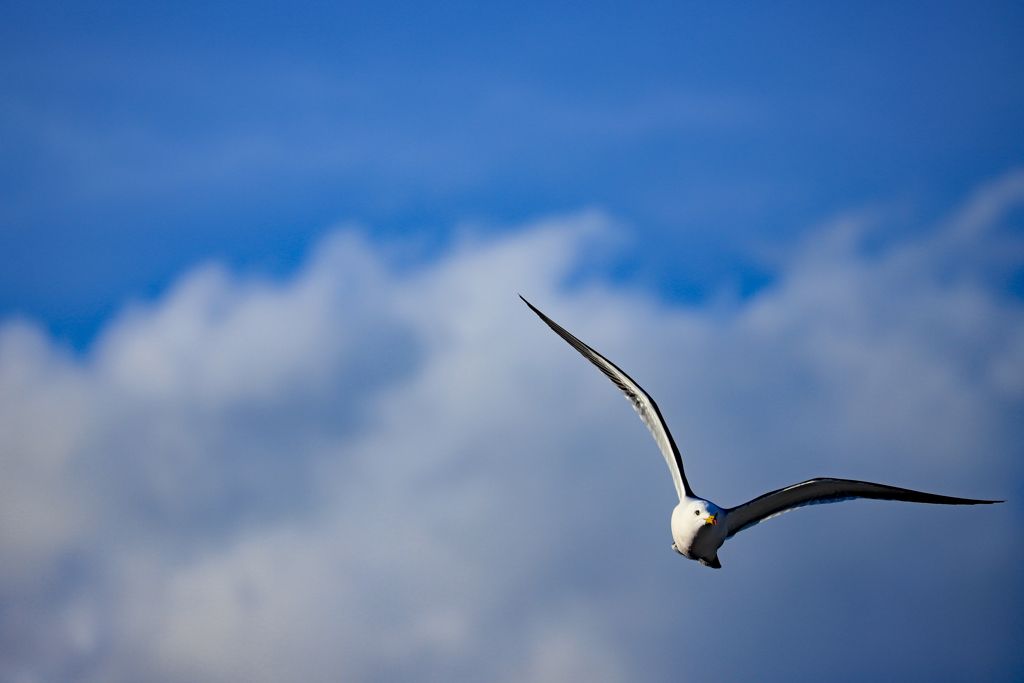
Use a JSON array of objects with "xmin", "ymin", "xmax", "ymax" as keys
[{"xmin": 520, "ymin": 296, "xmax": 1002, "ymax": 568}]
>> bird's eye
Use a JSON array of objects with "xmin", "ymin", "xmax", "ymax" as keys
[{"xmin": 694, "ymin": 510, "xmax": 700, "ymax": 516}]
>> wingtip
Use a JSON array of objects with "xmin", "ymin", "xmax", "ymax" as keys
[{"xmin": 519, "ymin": 294, "xmax": 540, "ymax": 313}]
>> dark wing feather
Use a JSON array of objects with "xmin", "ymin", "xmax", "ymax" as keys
[
  {"xmin": 520, "ymin": 296, "xmax": 694, "ymax": 499},
  {"xmin": 725, "ymin": 478, "xmax": 1002, "ymax": 538}
]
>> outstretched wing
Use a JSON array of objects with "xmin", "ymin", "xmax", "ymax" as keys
[
  {"xmin": 725, "ymin": 478, "xmax": 1002, "ymax": 538},
  {"xmin": 521, "ymin": 296, "xmax": 694, "ymax": 500}
]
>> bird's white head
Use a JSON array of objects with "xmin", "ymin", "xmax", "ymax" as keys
[
  {"xmin": 671, "ymin": 497, "xmax": 725, "ymax": 557},
  {"xmin": 683, "ymin": 499, "xmax": 719, "ymax": 528}
]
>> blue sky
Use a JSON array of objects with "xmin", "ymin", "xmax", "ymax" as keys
[
  {"xmin": 3, "ymin": 0, "xmax": 1022, "ymax": 346},
  {"xmin": 1, "ymin": 2, "xmax": 1023, "ymax": 682}
]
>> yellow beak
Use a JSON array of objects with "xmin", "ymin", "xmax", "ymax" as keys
[{"xmin": 705, "ymin": 514, "xmax": 717, "ymax": 526}]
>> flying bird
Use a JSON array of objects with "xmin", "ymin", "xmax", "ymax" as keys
[{"xmin": 520, "ymin": 296, "xmax": 1002, "ymax": 568}]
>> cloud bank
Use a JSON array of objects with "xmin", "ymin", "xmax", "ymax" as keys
[{"xmin": 1, "ymin": 175, "xmax": 1023, "ymax": 682}]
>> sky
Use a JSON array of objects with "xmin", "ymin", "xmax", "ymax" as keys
[{"xmin": 1, "ymin": 1, "xmax": 1023, "ymax": 682}]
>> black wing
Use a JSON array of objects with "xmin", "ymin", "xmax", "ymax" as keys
[
  {"xmin": 725, "ymin": 477, "xmax": 1002, "ymax": 538},
  {"xmin": 520, "ymin": 296, "xmax": 694, "ymax": 499}
]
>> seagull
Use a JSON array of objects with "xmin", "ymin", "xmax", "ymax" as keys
[{"xmin": 521, "ymin": 296, "xmax": 1002, "ymax": 568}]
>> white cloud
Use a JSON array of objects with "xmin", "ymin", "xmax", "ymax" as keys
[{"xmin": 1, "ymin": 177, "xmax": 1022, "ymax": 682}]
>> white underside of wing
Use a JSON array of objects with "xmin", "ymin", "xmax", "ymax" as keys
[
  {"xmin": 620, "ymin": 384, "xmax": 685, "ymax": 500},
  {"xmin": 521, "ymin": 297, "xmax": 688, "ymax": 500}
]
